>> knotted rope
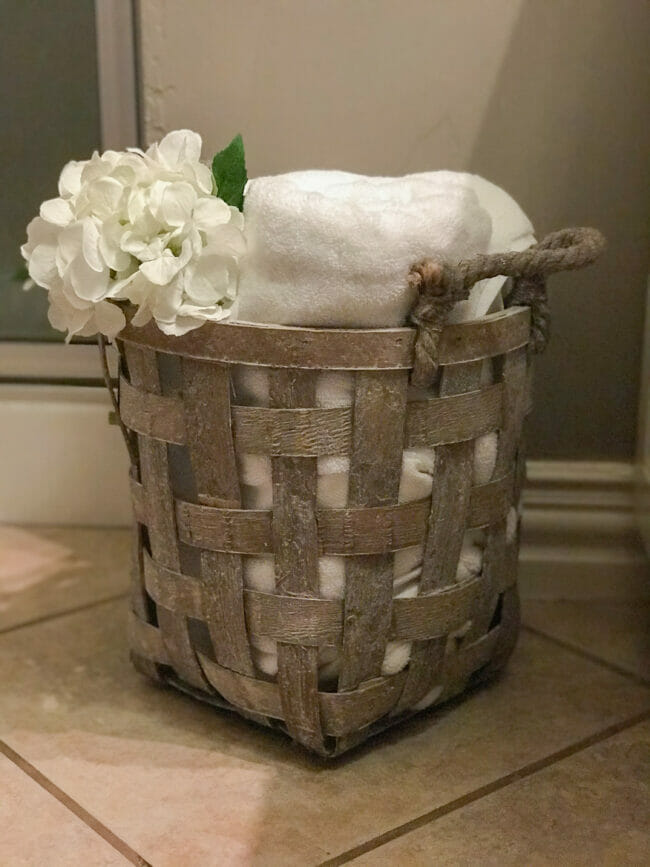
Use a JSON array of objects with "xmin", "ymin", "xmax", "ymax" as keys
[{"xmin": 408, "ymin": 226, "xmax": 606, "ymax": 388}]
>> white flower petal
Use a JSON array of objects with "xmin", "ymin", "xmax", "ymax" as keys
[
  {"xmin": 99, "ymin": 220, "xmax": 132, "ymax": 271},
  {"xmin": 159, "ymin": 301, "xmax": 231, "ymax": 335},
  {"xmin": 93, "ymin": 300, "xmax": 126, "ymax": 338},
  {"xmin": 122, "ymin": 230, "xmax": 170, "ymax": 262},
  {"xmin": 40, "ymin": 197, "xmax": 74, "ymax": 227},
  {"xmin": 228, "ymin": 205, "xmax": 245, "ymax": 232},
  {"xmin": 193, "ymin": 162, "xmax": 214, "ymax": 194},
  {"xmin": 150, "ymin": 280, "xmax": 183, "ymax": 320},
  {"xmin": 47, "ymin": 292, "xmax": 93, "ymax": 337},
  {"xmin": 177, "ymin": 236, "xmax": 194, "ymax": 269},
  {"xmin": 193, "ymin": 196, "xmax": 231, "ymax": 231},
  {"xmin": 60, "ymin": 278, "xmax": 93, "ymax": 310},
  {"xmin": 155, "ymin": 129, "xmax": 202, "ymax": 169},
  {"xmin": 204, "ymin": 222, "xmax": 247, "ymax": 257},
  {"xmin": 81, "ymin": 219, "xmax": 104, "ymax": 272},
  {"xmin": 87, "ymin": 177, "xmax": 124, "ymax": 217},
  {"xmin": 108, "ymin": 267, "xmax": 138, "ymax": 298},
  {"xmin": 21, "ymin": 216, "xmax": 60, "ymax": 258},
  {"xmin": 184, "ymin": 255, "xmax": 229, "ymax": 305},
  {"xmin": 27, "ymin": 244, "xmax": 58, "ymax": 288},
  {"xmin": 151, "ymin": 180, "xmax": 197, "ymax": 227},
  {"xmin": 68, "ymin": 256, "xmax": 111, "ymax": 301},
  {"xmin": 57, "ymin": 222, "xmax": 84, "ymax": 272},
  {"xmin": 58, "ymin": 160, "xmax": 85, "ymax": 198},
  {"xmin": 139, "ymin": 250, "xmax": 184, "ymax": 285},
  {"xmin": 131, "ymin": 302, "xmax": 152, "ymax": 327}
]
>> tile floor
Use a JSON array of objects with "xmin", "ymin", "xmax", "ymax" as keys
[{"xmin": 0, "ymin": 526, "xmax": 648, "ymax": 866}]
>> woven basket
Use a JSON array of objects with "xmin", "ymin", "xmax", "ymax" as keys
[{"xmin": 104, "ymin": 227, "xmax": 604, "ymax": 757}]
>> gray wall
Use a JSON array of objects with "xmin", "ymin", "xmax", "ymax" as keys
[
  {"xmin": 147, "ymin": 1, "xmax": 649, "ymax": 459},
  {"xmin": 0, "ymin": 0, "xmax": 101, "ymax": 341}
]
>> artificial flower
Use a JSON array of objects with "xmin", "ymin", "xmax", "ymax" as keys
[{"xmin": 21, "ymin": 129, "xmax": 245, "ymax": 339}]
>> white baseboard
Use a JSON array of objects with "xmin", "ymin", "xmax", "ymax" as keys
[
  {"xmin": 1, "ymin": 385, "xmax": 647, "ymax": 598},
  {"xmin": 0, "ymin": 385, "xmax": 131, "ymax": 527},
  {"xmin": 520, "ymin": 460, "xmax": 649, "ymax": 599}
]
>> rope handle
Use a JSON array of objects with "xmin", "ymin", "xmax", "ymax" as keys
[{"xmin": 408, "ymin": 226, "xmax": 606, "ymax": 387}]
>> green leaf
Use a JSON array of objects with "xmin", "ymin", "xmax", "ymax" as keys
[{"xmin": 211, "ymin": 133, "xmax": 247, "ymax": 211}]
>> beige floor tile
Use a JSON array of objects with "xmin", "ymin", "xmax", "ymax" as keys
[
  {"xmin": 522, "ymin": 599, "xmax": 650, "ymax": 682},
  {"xmin": 351, "ymin": 719, "xmax": 650, "ymax": 866},
  {"xmin": 0, "ymin": 526, "xmax": 130, "ymax": 632},
  {"xmin": 0, "ymin": 752, "xmax": 130, "ymax": 866},
  {"xmin": 0, "ymin": 600, "xmax": 648, "ymax": 866}
]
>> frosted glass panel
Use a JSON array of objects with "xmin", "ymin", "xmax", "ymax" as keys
[{"xmin": 0, "ymin": 0, "xmax": 101, "ymax": 341}]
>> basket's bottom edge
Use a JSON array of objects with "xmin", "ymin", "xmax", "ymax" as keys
[{"xmin": 142, "ymin": 654, "xmax": 512, "ymax": 760}]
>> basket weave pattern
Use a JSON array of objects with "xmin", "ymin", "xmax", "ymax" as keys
[{"xmin": 117, "ymin": 307, "xmax": 531, "ymax": 756}]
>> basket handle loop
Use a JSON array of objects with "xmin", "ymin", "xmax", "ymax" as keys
[{"xmin": 408, "ymin": 226, "xmax": 606, "ymax": 388}]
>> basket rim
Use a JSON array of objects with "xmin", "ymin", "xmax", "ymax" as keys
[{"xmin": 119, "ymin": 306, "xmax": 530, "ymax": 370}]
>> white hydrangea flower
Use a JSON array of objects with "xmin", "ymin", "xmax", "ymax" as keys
[{"xmin": 21, "ymin": 129, "xmax": 245, "ymax": 339}]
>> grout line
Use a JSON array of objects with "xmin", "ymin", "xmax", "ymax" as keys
[
  {"xmin": 0, "ymin": 592, "xmax": 129, "ymax": 637},
  {"xmin": 319, "ymin": 708, "xmax": 650, "ymax": 866},
  {"xmin": 521, "ymin": 623, "xmax": 650, "ymax": 687},
  {"xmin": 0, "ymin": 739, "xmax": 152, "ymax": 867}
]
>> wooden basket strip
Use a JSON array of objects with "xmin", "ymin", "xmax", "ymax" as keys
[
  {"xmin": 120, "ymin": 376, "xmax": 504, "ymax": 454},
  {"xmin": 181, "ymin": 359, "xmax": 255, "ymax": 677},
  {"xmin": 121, "ymin": 439, "xmax": 163, "ymax": 681},
  {"xmin": 142, "ymin": 551, "xmax": 490, "ymax": 643},
  {"xmin": 123, "ymin": 343, "xmax": 208, "ymax": 690},
  {"xmin": 269, "ymin": 369, "xmax": 325, "ymax": 751},
  {"xmin": 119, "ymin": 377, "xmax": 184, "ymax": 443},
  {"xmin": 129, "ymin": 524, "xmax": 165, "ymax": 682},
  {"xmin": 470, "ymin": 346, "xmax": 528, "ymax": 642},
  {"xmin": 472, "ymin": 585, "xmax": 521, "ymax": 685},
  {"xmin": 436, "ymin": 308, "xmax": 530, "ymax": 365},
  {"xmin": 121, "ymin": 319, "xmax": 414, "ymax": 369},
  {"xmin": 119, "ymin": 308, "xmax": 529, "ymax": 369},
  {"xmin": 129, "ymin": 475, "xmax": 146, "ymax": 522},
  {"xmin": 338, "ymin": 370, "xmax": 409, "ymax": 692},
  {"xmin": 196, "ymin": 626, "xmax": 499, "ymax": 740},
  {"xmin": 172, "ymin": 472, "xmax": 513, "ymax": 555},
  {"xmin": 438, "ymin": 623, "xmax": 502, "ymax": 702},
  {"xmin": 118, "ymin": 346, "xmax": 162, "ymax": 683},
  {"xmin": 395, "ymin": 361, "xmax": 484, "ymax": 713},
  {"xmin": 129, "ymin": 613, "xmax": 170, "ymax": 667},
  {"xmin": 403, "ymin": 384, "xmax": 502, "ymax": 448}
]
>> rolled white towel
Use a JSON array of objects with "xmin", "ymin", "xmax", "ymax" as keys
[{"xmin": 235, "ymin": 170, "xmax": 493, "ymax": 328}]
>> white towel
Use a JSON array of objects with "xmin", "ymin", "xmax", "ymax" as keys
[
  {"xmin": 235, "ymin": 170, "xmax": 492, "ymax": 327},
  {"xmin": 236, "ymin": 169, "xmax": 535, "ymax": 327}
]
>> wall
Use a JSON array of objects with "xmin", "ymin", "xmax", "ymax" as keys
[{"xmin": 138, "ymin": 0, "xmax": 650, "ymax": 460}]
